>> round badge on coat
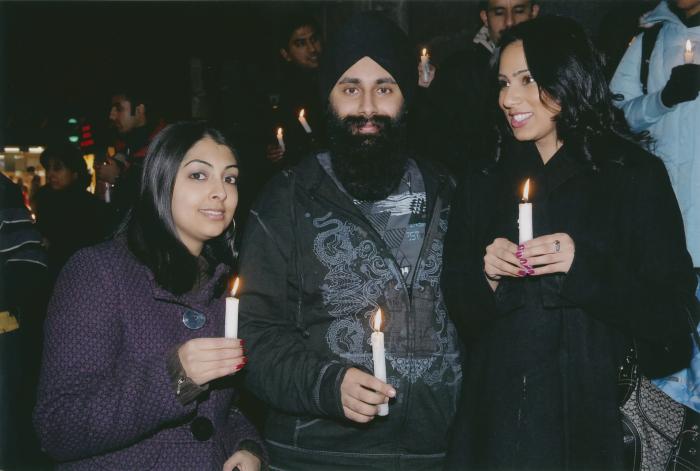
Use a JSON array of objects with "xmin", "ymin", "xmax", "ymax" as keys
[{"xmin": 182, "ymin": 309, "xmax": 206, "ymax": 330}]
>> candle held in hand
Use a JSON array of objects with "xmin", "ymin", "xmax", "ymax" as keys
[
  {"xmin": 420, "ymin": 48, "xmax": 430, "ymax": 83},
  {"xmin": 225, "ymin": 277, "xmax": 239, "ymax": 339},
  {"xmin": 685, "ymin": 39, "xmax": 694, "ymax": 64},
  {"xmin": 298, "ymin": 109, "xmax": 312, "ymax": 134},
  {"xmin": 518, "ymin": 179, "xmax": 533, "ymax": 243},
  {"xmin": 276, "ymin": 127, "xmax": 286, "ymax": 152},
  {"xmin": 370, "ymin": 309, "xmax": 389, "ymax": 416}
]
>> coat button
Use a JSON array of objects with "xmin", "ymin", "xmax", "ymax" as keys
[
  {"xmin": 182, "ymin": 309, "xmax": 206, "ymax": 330},
  {"xmin": 190, "ymin": 416, "xmax": 214, "ymax": 441}
]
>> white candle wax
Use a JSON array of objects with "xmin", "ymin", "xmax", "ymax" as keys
[
  {"xmin": 518, "ymin": 203, "xmax": 533, "ymax": 243},
  {"xmin": 420, "ymin": 48, "xmax": 430, "ymax": 83},
  {"xmin": 684, "ymin": 39, "xmax": 694, "ymax": 64},
  {"xmin": 225, "ymin": 278, "xmax": 240, "ymax": 339},
  {"xmin": 104, "ymin": 182, "xmax": 111, "ymax": 203},
  {"xmin": 518, "ymin": 179, "xmax": 533, "ymax": 243},
  {"xmin": 225, "ymin": 297, "xmax": 238, "ymax": 339},
  {"xmin": 276, "ymin": 128, "xmax": 286, "ymax": 152},
  {"xmin": 371, "ymin": 331, "xmax": 389, "ymax": 416},
  {"xmin": 298, "ymin": 110, "xmax": 312, "ymax": 134}
]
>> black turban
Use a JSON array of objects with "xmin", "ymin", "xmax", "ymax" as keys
[{"xmin": 319, "ymin": 12, "xmax": 416, "ymax": 107}]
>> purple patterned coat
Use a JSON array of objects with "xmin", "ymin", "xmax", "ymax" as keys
[{"xmin": 34, "ymin": 239, "xmax": 262, "ymax": 470}]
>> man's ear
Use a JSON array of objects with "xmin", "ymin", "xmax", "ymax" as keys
[
  {"xmin": 480, "ymin": 9, "xmax": 489, "ymax": 27},
  {"xmin": 280, "ymin": 48, "xmax": 292, "ymax": 62},
  {"xmin": 531, "ymin": 4, "xmax": 540, "ymax": 17}
]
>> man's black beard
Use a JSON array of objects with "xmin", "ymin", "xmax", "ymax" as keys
[{"xmin": 326, "ymin": 107, "xmax": 408, "ymax": 202}]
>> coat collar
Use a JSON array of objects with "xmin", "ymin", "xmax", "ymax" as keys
[{"xmin": 502, "ymin": 141, "xmax": 589, "ymax": 201}]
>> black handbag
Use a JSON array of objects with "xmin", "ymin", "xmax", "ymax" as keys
[{"xmin": 619, "ymin": 303, "xmax": 700, "ymax": 470}]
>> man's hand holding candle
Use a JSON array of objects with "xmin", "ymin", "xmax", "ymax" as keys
[{"xmin": 340, "ymin": 367, "xmax": 396, "ymax": 423}]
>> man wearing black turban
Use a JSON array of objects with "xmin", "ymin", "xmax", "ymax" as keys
[{"xmin": 238, "ymin": 13, "xmax": 462, "ymax": 470}]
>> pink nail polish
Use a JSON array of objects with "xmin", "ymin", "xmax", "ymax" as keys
[
  {"xmin": 518, "ymin": 244, "xmax": 525, "ymax": 250},
  {"xmin": 526, "ymin": 268, "xmax": 535, "ymax": 275},
  {"xmin": 518, "ymin": 270, "xmax": 526, "ymax": 276}
]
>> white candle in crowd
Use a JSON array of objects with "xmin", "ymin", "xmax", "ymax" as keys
[
  {"xmin": 104, "ymin": 181, "xmax": 111, "ymax": 203},
  {"xmin": 276, "ymin": 127, "xmax": 286, "ymax": 152},
  {"xmin": 370, "ymin": 309, "xmax": 389, "ymax": 417},
  {"xmin": 684, "ymin": 39, "xmax": 694, "ymax": 64},
  {"xmin": 225, "ymin": 277, "xmax": 240, "ymax": 339},
  {"xmin": 298, "ymin": 109, "xmax": 312, "ymax": 134},
  {"xmin": 518, "ymin": 179, "xmax": 533, "ymax": 244},
  {"xmin": 420, "ymin": 48, "xmax": 430, "ymax": 83}
]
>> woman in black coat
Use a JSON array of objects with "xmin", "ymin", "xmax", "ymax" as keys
[{"xmin": 442, "ymin": 16, "xmax": 697, "ymax": 470}]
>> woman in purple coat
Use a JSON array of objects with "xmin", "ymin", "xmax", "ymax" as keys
[{"xmin": 34, "ymin": 122, "xmax": 264, "ymax": 470}]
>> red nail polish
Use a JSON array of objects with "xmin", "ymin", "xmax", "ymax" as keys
[
  {"xmin": 518, "ymin": 244, "xmax": 525, "ymax": 250},
  {"xmin": 526, "ymin": 268, "xmax": 535, "ymax": 275},
  {"xmin": 242, "ymin": 356, "xmax": 248, "ymax": 364},
  {"xmin": 239, "ymin": 339, "xmax": 245, "ymax": 346},
  {"xmin": 518, "ymin": 270, "xmax": 526, "ymax": 276}
]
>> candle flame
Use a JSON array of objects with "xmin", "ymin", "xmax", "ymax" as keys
[
  {"xmin": 229, "ymin": 277, "xmax": 240, "ymax": 297},
  {"xmin": 277, "ymin": 127, "xmax": 283, "ymax": 138},
  {"xmin": 523, "ymin": 179, "xmax": 530, "ymax": 202},
  {"xmin": 422, "ymin": 48, "xmax": 427, "ymax": 56},
  {"xmin": 373, "ymin": 308, "xmax": 383, "ymax": 332},
  {"xmin": 686, "ymin": 39, "xmax": 693, "ymax": 53},
  {"xmin": 299, "ymin": 109, "xmax": 305, "ymax": 119}
]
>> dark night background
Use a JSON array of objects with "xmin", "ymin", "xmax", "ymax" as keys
[{"xmin": 1, "ymin": 0, "xmax": 655, "ymax": 151}]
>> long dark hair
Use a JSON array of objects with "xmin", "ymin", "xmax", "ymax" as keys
[
  {"xmin": 123, "ymin": 121, "xmax": 238, "ymax": 295},
  {"xmin": 493, "ymin": 15, "xmax": 646, "ymax": 169}
]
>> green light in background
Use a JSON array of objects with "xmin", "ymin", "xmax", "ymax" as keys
[
  {"xmin": 68, "ymin": 136, "xmax": 79, "ymax": 143},
  {"xmin": 67, "ymin": 118, "xmax": 78, "ymax": 125}
]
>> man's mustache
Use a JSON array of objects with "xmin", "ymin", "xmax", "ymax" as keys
[{"xmin": 342, "ymin": 115, "xmax": 392, "ymax": 131}]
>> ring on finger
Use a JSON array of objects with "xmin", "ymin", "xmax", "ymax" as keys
[
  {"xmin": 484, "ymin": 271, "xmax": 502, "ymax": 281},
  {"xmin": 553, "ymin": 240, "xmax": 561, "ymax": 253}
]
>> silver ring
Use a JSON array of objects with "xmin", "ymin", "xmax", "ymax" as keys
[{"xmin": 554, "ymin": 240, "xmax": 561, "ymax": 253}]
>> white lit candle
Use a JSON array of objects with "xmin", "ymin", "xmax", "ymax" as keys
[
  {"xmin": 420, "ymin": 48, "xmax": 430, "ymax": 83},
  {"xmin": 225, "ymin": 277, "xmax": 239, "ymax": 339},
  {"xmin": 104, "ymin": 181, "xmax": 111, "ymax": 203},
  {"xmin": 298, "ymin": 109, "xmax": 312, "ymax": 134},
  {"xmin": 684, "ymin": 39, "xmax": 694, "ymax": 64},
  {"xmin": 518, "ymin": 179, "xmax": 533, "ymax": 244},
  {"xmin": 370, "ymin": 309, "xmax": 389, "ymax": 417},
  {"xmin": 276, "ymin": 127, "xmax": 286, "ymax": 152}
]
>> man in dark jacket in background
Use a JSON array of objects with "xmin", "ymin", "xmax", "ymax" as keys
[
  {"xmin": 413, "ymin": 0, "xmax": 539, "ymax": 177},
  {"xmin": 264, "ymin": 12, "xmax": 326, "ymax": 168},
  {"xmin": 238, "ymin": 12, "xmax": 462, "ymax": 470}
]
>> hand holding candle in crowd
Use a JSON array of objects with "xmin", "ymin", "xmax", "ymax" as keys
[
  {"xmin": 298, "ymin": 109, "xmax": 312, "ymax": 134},
  {"xmin": 417, "ymin": 48, "xmax": 436, "ymax": 88},
  {"xmin": 685, "ymin": 39, "xmax": 694, "ymax": 64},
  {"xmin": 276, "ymin": 127, "xmax": 286, "ymax": 153},
  {"xmin": 339, "ymin": 308, "xmax": 395, "ymax": 423}
]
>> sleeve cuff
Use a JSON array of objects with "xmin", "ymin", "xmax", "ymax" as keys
[
  {"xmin": 166, "ymin": 345, "xmax": 209, "ymax": 405},
  {"xmin": 317, "ymin": 362, "xmax": 351, "ymax": 419}
]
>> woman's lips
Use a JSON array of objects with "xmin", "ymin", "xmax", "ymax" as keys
[
  {"xmin": 509, "ymin": 112, "xmax": 533, "ymax": 129},
  {"xmin": 199, "ymin": 209, "xmax": 225, "ymax": 220}
]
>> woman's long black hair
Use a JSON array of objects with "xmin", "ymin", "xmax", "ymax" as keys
[
  {"xmin": 122, "ymin": 121, "xmax": 238, "ymax": 295},
  {"xmin": 492, "ymin": 15, "xmax": 647, "ymax": 169}
]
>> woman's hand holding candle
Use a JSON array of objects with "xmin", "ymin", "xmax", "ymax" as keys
[
  {"xmin": 178, "ymin": 337, "xmax": 246, "ymax": 385},
  {"xmin": 519, "ymin": 233, "xmax": 575, "ymax": 275},
  {"xmin": 483, "ymin": 238, "xmax": 523, "ymax": 289},
  {"xmin": 340, "ymin": 368, "xmax": 396, "ymax": 423}
]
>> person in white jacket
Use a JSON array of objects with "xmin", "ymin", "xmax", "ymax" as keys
[{"xmin": 610, "ymin": 0, "xmax": 700, "ymax": 411}]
